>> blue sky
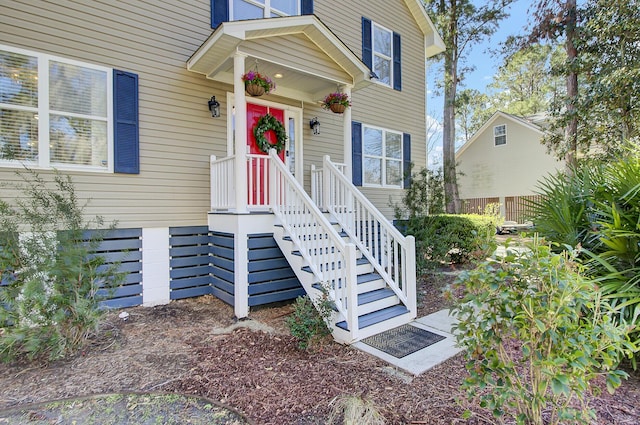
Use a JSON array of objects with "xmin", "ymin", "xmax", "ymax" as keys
[{"xmin": 426, "ymin": 0, "xmax": 529, "ymax": 166}]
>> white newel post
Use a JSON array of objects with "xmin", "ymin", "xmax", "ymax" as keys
[
  {"xmin": 345, "ymin": 243, "xmax": 359, "ymax": 341},
  {"xmin": 406, "ymin": 235, "xmax": 417, "ymax": 317},
  {"xmin": 342, "ymin": 85, "xmax": 353, "ymax": 182},
  {"xmin": 234, "ymin": 53, "xmax": 248, "ymax": 214},
  {"xmin": 322, "ymin": 155, "xmax": 331, "ymax": 211},
  {"xmin": 142, "ymin": 227, "xmax": 170, "ymax": 306}
]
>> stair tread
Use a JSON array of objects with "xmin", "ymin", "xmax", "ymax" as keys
[
  {"xmin": 358, "ymin": 287, "xmax": 396, "ymax": 305},
  {"xmin": 300, "ymin": 257, "xmax": 371, "ymax": 274},
  {"xmin": 335, "ymin": 305, "xmax": 410, "ymax": 330}
]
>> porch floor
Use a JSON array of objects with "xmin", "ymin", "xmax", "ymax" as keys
[{"xmin": 352, "ymin": 309, "xmax": 462, "ymax": 376}]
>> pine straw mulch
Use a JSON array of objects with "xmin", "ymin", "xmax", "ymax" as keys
[{"xmin": 0, "ymin": 269, "xmax": 639, "ymax": 424}]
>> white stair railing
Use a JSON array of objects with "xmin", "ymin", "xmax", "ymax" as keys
[
  {"xmin": 269, "ymin": 150, "xmax": 359, "ymax": 340},
  {"xmin": 316, "ymin": 155, "xmax": 417, "ymax": 316}
]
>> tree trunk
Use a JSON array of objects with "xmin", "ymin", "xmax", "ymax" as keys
[
  {"xmin": 564, "ymin": 0, "xmax": 578, "ymax": 169},
  {"xmin": 442, "ymin": 1, "xmax": 460, "ymax": 214}
]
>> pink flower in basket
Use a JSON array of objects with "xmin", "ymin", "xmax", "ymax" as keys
[
  {"xmin": 322, "ymin": 92, "xmax": 351, "ymax": 110},
  {"xmin": 242, "ymin": 71, "xmax": 275, "ymax": 94}
]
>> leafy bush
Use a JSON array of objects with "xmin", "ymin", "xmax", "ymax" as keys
[
  {"xmin": 525, "ymin": 163, "xmax": 603, "ymax": 250},
  {"xmin": 392, "ymin": 166, "xmax": 444, "ymax": 220},
  {"xmin": 527, "ymin": 144, "xmax": 640, "ymax": 359},
  {"xmin": 285, "ymin": 293, "xmax": 333, "ymax": 350},
  {"xmin": 0, "ymin": 169, "xmax": 123, "ymax": 362},
  {"xmin": 451, "ymin": 238, "xmax": 637, "ymax": 425},
  {"xmin": 397, "ymin": 214, "xmax": 495, "ymax": 271}
]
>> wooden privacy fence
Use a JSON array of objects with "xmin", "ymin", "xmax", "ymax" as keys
[
  {"xmin": 461, "ymin": 195, "xmax": 544, "ymax": 224},
  {"xmin": 504, "ymin": 195, "xmax": 543, "ymax": 223},
  {"xmin": 460, "ymin": 197, "xmax": 499, "ymax": 215}
]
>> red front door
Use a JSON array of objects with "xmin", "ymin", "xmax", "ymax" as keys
[{"xmin": 246, "ymin": 103, "xmax": 286, "ymax": 206}]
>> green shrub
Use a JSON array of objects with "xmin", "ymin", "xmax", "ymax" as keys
[
  {"xmin": 392, "ymin": 166, "xmax": 444, "ymax": 220},
  {"xmin": 528, "ymin": 143, "xmax": 640, "ymax": 361},
  {"xmin": 285, "ymin": 293, "xmax": 333, "ymax": 350},
  {"xmin": 451, "ymin": 238, "xmax": 637, "ymax": 425},
  {"xmin": 397, "ymin": 214, "xmax": 495, "ymax": 271},
  {"xmin": 0, "ymin": 169, "xmax": 123, "ymax": 362},
  {"xmin": 525, "ymin": 163, "xmax": 603, "ymax": 250}
]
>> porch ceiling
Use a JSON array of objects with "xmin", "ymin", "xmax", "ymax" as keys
[{"xmin": 187, "ymin": 15, "xmax": 374, "ymax": 103}]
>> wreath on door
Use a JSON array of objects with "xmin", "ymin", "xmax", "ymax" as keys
[{"xmin": 253, "ymin": 113, "xmax": 287, "ymax": 154}]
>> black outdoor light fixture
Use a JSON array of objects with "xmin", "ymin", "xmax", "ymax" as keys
[
  {"xmin": 208, "ymin": 96, "xmax": 221, "ymax": 118},
  {"xmin": 309, "ymin": 117, "xmax": 320, "ymax": 135}
]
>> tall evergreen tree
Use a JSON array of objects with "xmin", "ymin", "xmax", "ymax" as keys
[{"xmin": 422, "ymin": 0, "xmax": 513, "ymax": 213}]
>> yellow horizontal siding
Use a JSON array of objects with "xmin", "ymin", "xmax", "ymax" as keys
[{"xmin": 0, "ymin": 0, "xmax": 430, "ymax": 226}]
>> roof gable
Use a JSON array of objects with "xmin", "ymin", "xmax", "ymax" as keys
[{"xmin": 455, "ymin": 111, "xmax": 544, "ymax": 159}]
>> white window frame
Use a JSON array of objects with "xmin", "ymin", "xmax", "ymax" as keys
[
  {"xmin": 0, "ymin": 44, "xmax": 114, "ymax": 172},
  {"xmin": 494, "ymin": 124, "xmax": 507, "ymax": 146},
  {"xmin": 230, "ymin": 0, "xmax": 300, "ymax": 20},
  {"xmin": 362, "ymin": 124, "xmax": 403, "ymax": 189},
  {"xmin": 371, "ymin": 22, "xmax": 394, "ymax": 88}
]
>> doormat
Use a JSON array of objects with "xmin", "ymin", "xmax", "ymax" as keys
[{"xmin": 361, "ymin": 324, "xmax": 446, "ymax": 358}]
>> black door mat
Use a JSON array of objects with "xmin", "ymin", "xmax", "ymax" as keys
[{"xmin": 361, "ymin": 324, "xmax": 446, "ymax": 358}]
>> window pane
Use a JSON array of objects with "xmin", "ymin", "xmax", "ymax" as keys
[
  {"xmin": 233, "ymin": 0, "xmax": 264, "ymax": 19},
  {"xmin": 494, "ymin": 125, "xmax": 505, "ymax": 136},
  {"xmin": 271, "ymin": 0, "xmax": 298, "ymax": 14},
  {"xmin": 374, "ymin": 56, "xmax": 390, "ymax": 85},
  {"xmin": 50, "ymin": 115, "xmax": 107, "ymax": 167},
  {"xmin": 0, "ymin": 108, "xmax": 38, "ymax": 161},
  {"xmin": 0, "ymin": 50, "xmax": 38, "ymax": 107},
  {"xmin": 386, "ymin": 160, "xmax": 402, "ymax": 186},
  {"xmin": 386, "ymin": 132, "xmax": 402, "ymax": 159},
  {"xmin": 50, "ymin": 61, "xmax": 107, "ymax": 117},
  {"xmin": 363, "ymin": 127, "xmax": 382, "ymax": 156},
  {"xmin": 364, "ymin": 157, "xmax": 382, "ymax": 185},
  {"xmin": 373, "ymin": 26, "xmax": 391, "ymax": 56}
]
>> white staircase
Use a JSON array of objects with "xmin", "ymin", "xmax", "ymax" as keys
[{"xmin": 268, "ymin": 151, "xmax": 416, "ymax": 344}]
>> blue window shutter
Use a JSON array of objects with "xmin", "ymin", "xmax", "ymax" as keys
[
  {"xmin": 113, "ymin": 69, "xmax": 139, "ymax": 174},
  {"xmin": 211, "ymin": 0, "xmax": 229, "ymax": 28},
  {"xmin": 362, "ymin": 17, "xmax": 372, "ymax": 70},
  {"xmin": 301, "ymin": 0, "xmax": 313, "ymax": 14},
  {"xmin": 403, "ymin": 133, "xmax": 411, "ymax": 188},
  {"xmin": 393, "ymin": 32, "xmax": 402, "ymax": 91},
  {"xmin": 352, "ymin": 121, "xmax": 363, "ymax": 186}
]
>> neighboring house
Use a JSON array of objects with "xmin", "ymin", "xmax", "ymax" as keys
[
  {"xmin": 456, "ymin": 111, "xmax": 561, "ymax": 222},
  {"xmin": 0, "ymin": 1, "xmax": 444, "ymax": 343}
]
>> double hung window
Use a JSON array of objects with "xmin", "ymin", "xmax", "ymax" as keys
[
  {"xmin": 494, "ymin": 124, "xmax": 507, "ymax": 146},
  {"xmin": 363, "ymin": 125, "xmax": 403, "ymax": 187},
  {"xmin": 372, "ymin": 23, "xmax": 393, "ymax": 87},
  {"xmin": 0, "ymin": 45, "xmax": 112, "ymax": 171}
]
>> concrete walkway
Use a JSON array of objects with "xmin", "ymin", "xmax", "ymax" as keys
[{"xmin": 352, "ymin": 309, "xmax": 463, "ymax": 376}]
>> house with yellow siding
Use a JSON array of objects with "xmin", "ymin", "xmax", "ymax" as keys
[{"xmin": 0, "ymin": 0, "xmax": 444, "ymax": 343}]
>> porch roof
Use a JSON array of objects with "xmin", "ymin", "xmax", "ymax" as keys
[{"xmin": 186, "ymin": 15, "xmax": 374, "ymax": 102}]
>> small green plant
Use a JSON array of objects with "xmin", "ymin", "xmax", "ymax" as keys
[
  {"xmin": 392, "ymin": 166, "xmax": 444, "ymax": 220},
  {"xmin": 327, "ymin": 394, "xmax": 385, "ymax": 425},
  {"xmin": 286, "ymin": 288, "xmax": 333, "ymax": 350},
  {"xmin": 398, "ymin": 214, "xmax": 495, "ymax": 271},
  {"xmin": 450, "ymin": 237, "xmax": 637, "ymax": 424},
  {"xmin": 0, "ymin": 168, "xmax": 123, "ymax": 362}
]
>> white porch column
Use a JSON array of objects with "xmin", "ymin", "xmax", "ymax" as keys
[
  {"xmin": 141, "ymin": 227, "xmax": 170, "ymax": 306},
  {"xmin": 342, "ymin": 85, "xmax": 353, "ymax": 181},
  {"xmin": 234, "ymin": 53, "xmax": 249, "ymax": 214}
]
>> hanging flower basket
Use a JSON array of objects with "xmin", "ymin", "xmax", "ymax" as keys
[
  {"xmin": 322, "ymin": 92, "xmax": 351, "ymax": 114},
  {"xmin": 245, "ymin": 83, "xmax": 266, "ymax": 97},
  {"xmin": 242, "ymin": 71, "xmax": 275, "ymax": 97},
  {"xmin": 329, "ymin": 103, "xmax": 346, "ymax": 114}
]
